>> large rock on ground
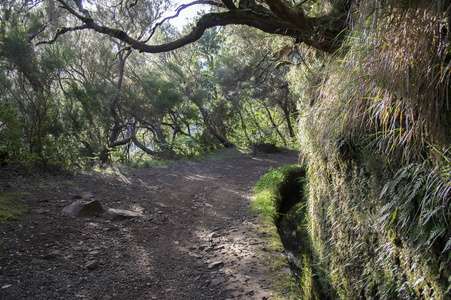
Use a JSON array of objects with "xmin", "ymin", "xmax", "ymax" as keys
[
  {"xmin": 253, "ymin": 143, "xmax": 279, "ymax": 154},
  {"xmin": 62, "ymin": 200, "xmax": 105, "ymax": 217}
]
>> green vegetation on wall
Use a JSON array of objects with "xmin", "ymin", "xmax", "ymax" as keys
[{"xmin": 291, "ymin": 1, "xmax": 451, "ymax": 299}]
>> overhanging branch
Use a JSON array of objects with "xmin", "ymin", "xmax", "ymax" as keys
[
  {"xmin": 36, "ymin": 24, "xmax": 89, "ymax": 46},
  {"xmin": 55, "ymin": 0, "xmax": 298, "ymax": 53},
  {"xmin": 142, "ymin": 0, "xmax": 222, "ymax": 43},
  {"xmin": 52, "ymin": 0, "xmax": 343, "ymax": 54}
]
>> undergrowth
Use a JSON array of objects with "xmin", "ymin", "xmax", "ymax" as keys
[
  {"xmin": 0, "ymin": 192, "xmax": 30, "ymax": 224},
  {"xmin": 253, "ymin": 165, "xmax": 337, "ymax": 299},
  {"xmin": 252, "ymin": 164, "xmax": 303, "ymax": 222},
  {"xmin": 252, "ymin": 164, "xmax": 306, "ymax": 299}
]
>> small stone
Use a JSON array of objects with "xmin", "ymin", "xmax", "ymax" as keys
[
  {"xmin": 211, "ymin": 279, "xmax": 223, "ymax": 286},
  {"xmin": 31, "ymin": 258, "xmax": 46, "ymax": 264},
  {"xmin": 208, "ymin": 232, "xmax": 220, "ymax": 239},
  {"xmin": 85, "ymin": 260, "xmax": 98, "ymax": 270},
  {"xmin": 104, "ymin": 208, "xmax": 142, "ymax": 221},
  {"xmin": 32, "ymin": 209, "xmax": 49, "ymax": 214},
  {"xmin": 149, "ymin": 214, "xmax": 167, "ymax": 225},
  {"xmin": 198, "ymin": 245, "xmax": 208, "ymax": 250},
  {"xmin": 207, "ymin": 261, "xmax": 223, "ymax": 269},
  {"xmin": 43, "ymin": 249, "xmax": 61, "ymax": 259}
]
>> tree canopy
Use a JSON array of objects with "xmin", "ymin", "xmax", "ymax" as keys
[{"xmin": 38, "ymin": 0, "xmax": 350, "ymax": 54}]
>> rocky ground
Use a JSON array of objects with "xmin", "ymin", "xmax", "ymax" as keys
[{"xmin": 0, "ymin": 150, "xmax": 299, "ymax": 299}]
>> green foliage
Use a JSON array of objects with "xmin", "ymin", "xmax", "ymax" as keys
[
  {"xmin": 253, "ymin": 165, "xmax": 303, "ymax": 223},
  {"xmin": 40, "ymin": 44, "xmax": 75, "ymax": 76},
  {"xmin": 291, "ymin": 1, "xmax": 451, "ymax": 299},
  {"xmin": 141, "ymin": 75, "xmax": 183, "ymax": 110},
  {"xmin": 0, "ymin": 26, "xmax": 36, "ymax": 71},
  {"xmin": 0, "ymin": 101, "xmax": 23, "ymax": 162},
  {"xmin": 171, "ymin": 135, "xmax": 220, "ymax": 158}
]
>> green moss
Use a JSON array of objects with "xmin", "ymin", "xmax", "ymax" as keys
[
  {"xmin": 0, "ymin": 192, "xmax": 30, "ymax": 223},
  {"xmin": 252, "ymin": 164, "xmax": 304, "ymax": 221}
]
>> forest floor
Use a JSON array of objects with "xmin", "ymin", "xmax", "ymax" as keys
[{"xmin": 0, "ymin": 149, "xmax": 300, "ymax": 300}]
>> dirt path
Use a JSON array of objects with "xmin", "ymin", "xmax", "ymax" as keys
[{"xmin": 0, "ymin": 150, "xmax": 299, "ymax": 299}]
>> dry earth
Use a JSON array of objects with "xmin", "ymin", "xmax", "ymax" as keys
[{"xmin": 0, "ymin": 150, "xmax": 299, "ymax": 300}]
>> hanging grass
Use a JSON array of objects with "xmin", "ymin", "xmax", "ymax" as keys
[{"xmin": 293, "ymin": 0, "xmax": 451, "ymax": 298}]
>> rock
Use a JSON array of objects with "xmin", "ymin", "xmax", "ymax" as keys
[
  {"xmin": 43, "ymin": 249, "xmax": 61, "ymax": 259},
  {"xmin": 62, "ymin": 200, "xmax": 105, "ymax": 217},
  {"xmin": 211, "ymin": 278, "xmax": 223, "ymax": 286},
  {"xmin": 207, "ymin": 261, "xmax": 223, "ymax": 269},
  {"xmin": 148, "ymin": 214, "xmax": 167, "ymax": 224},
  {"xmin": 253, "ymin": 143, "xmax": 279, "ymax": 154},
  {"xmin": 85, "ymin": 260, "xmax": 99, "ymax": 270},
  {"xmin": 31, "ymin": 258, "xmax": 46, "ymax": 264},
  {"xmin": 104, "ymin": 208, "xmax": 143, "ymax": 221},
  {"xmin": 32, "ymin": 208, "xmax": 50, "ymax": 214},
  {"xmin": 208, "ymin": 232, "xmax": 220, "ymax": 239}
]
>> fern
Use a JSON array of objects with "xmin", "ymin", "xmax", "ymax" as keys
[{"xmin": 442, "ymin": 237, "xmax": 451, "ymax": 253}]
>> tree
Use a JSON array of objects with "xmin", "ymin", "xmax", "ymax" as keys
[
  {"xmin": 0, "ymin": 2, "xmax": 78, "ymax": 169},
  {"xmin": 38, "ymin": 0, "xmax": 351, "ymax": 55}
]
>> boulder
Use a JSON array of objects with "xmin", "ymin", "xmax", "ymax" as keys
[
  {"xmin": 253, "ymin": 143, "xmax": 279, "ymax": 154},
  {"xmin": 62, "ymin": 200, "xmax": 105, "ymax": 217}
]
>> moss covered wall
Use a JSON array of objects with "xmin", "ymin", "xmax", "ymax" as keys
[{"xmin": 286, "ymin": 1, "xmax": 451, "ymax": 299}]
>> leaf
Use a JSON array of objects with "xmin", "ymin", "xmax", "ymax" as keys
[
  {"xmin": 272, "ymin": 45, "xmax": 294, "ymax": 59},
  {"xmin": 442, "ymin": 237, "xmax": 451, "ymax": 253},
  {"xmin": 275, "ymin": 61, "xmax": 292, "ymax": 69}
]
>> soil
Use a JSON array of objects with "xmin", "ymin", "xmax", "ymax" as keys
[{"xmin": 0, "ymin": 150, "xmax": 299, "ymax": 300}]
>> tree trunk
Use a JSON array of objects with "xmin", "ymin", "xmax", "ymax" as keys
[
  {"xmin": 263, "ymin": 103, "xmax": 287, "ymax": 146},
  {"xmin": 194, "ymin": 101, "xmax": 235, "ymax": 148}
]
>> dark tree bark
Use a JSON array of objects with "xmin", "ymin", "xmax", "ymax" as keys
[
  {"xmin": 263, "ymin": 103, "xmax": 287, "ymax": 146},
  {"xmin": 109, "ymin": 49, "xmax": 132, "ymax": 148},
  {"xmin": 193, "ymin": 100, "xmax": 235, "ymax": 148}
]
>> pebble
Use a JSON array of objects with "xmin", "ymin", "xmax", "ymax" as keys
[
  {"xmin": 207, "ymin": 261, "xmax": 223, "ymax": 269},
  {"xmin": 85, "ymin": 260, "xmax": 99, "ymax": 270}
]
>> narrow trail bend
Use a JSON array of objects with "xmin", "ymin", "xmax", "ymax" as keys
[{"xmin": 0, "ymin": 151, "xmax": 299, "ymax": 299}]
